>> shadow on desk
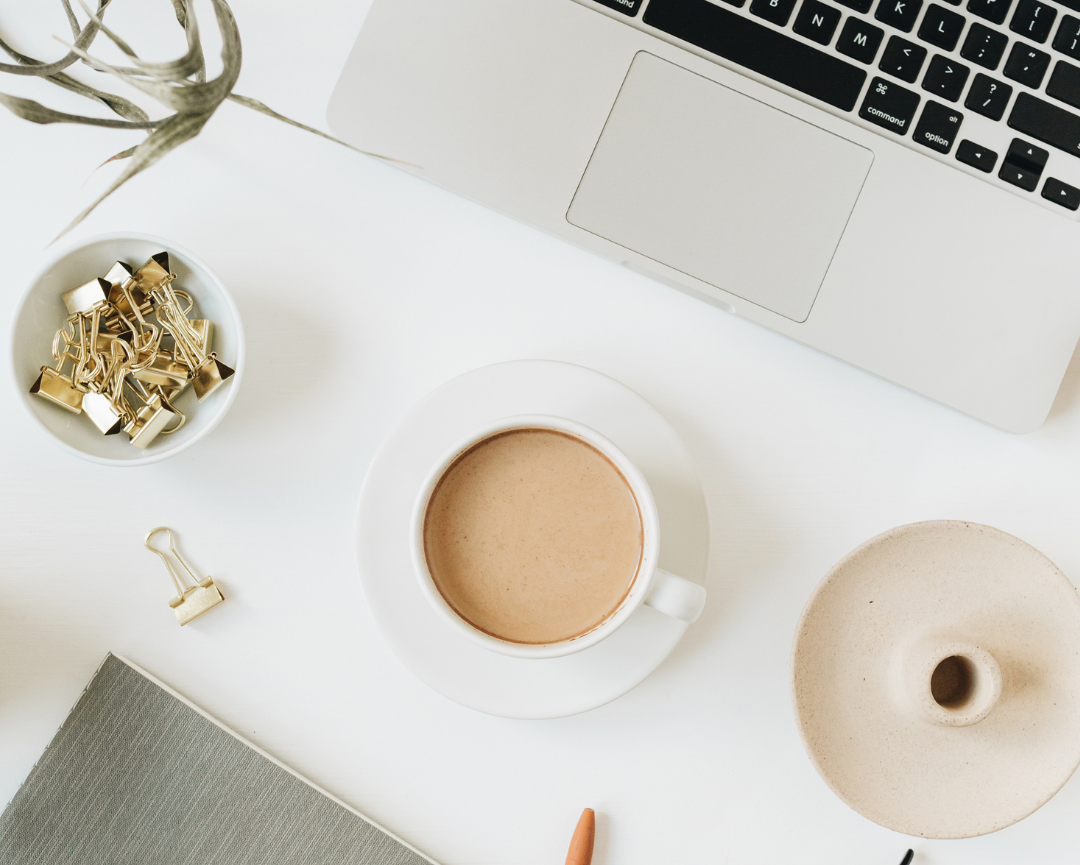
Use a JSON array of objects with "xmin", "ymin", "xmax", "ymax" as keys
[
  {"xmin": 1043, "ymin": 336, "xmax": 1080, "ymax": 427},
  {"xmin": 643, "ymin": 402, "xmax": 793, "ymax": 674}
]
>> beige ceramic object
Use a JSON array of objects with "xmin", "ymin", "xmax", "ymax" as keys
[{"xmin": 791, "ymin": 521, "xmax": 1080, "ymax": 839}]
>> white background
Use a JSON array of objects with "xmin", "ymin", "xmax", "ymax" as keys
[{"xmin": 2, "ymin": 2, "xmax": 1080, "ymax": 863}]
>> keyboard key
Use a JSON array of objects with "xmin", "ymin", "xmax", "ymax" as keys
[
  {"xmin": 967, "ymin": 0, "xmax": 1012, "ymax": 25},
  {"xmin": 643, "ymin": 0, "xmax": 869, "ymax": 111},
  {"xmin": 1003, "ymin": 43, "xmax": 1050, "ymax": 86},
  {"xmin": 922, "ymin": 54, "xmax": 971, "ymax": 100},
  {"xmin": 1007, "ymin": 93, "xmax": 1080, "ymax": 155},
  {"xmin": 999, "ymin": 138, "xmax": 1047, "ymax": 188},
  {"xmin": 750, "ymin": 0, "xmax": 799, "ymax": 25},
  {"xmin": 716, "ymin": 0, "xmax": 747, "ymax": 5},
  {"xmin": 956, "ymin": 138, "xmax": 999, "ymax": 169},
  {"xmin": 1042, "ymin": 176, "xmax": 1080, "ymax": 208},
  {"xmin": 960, "ymin": 22, "xmax": 1009, "ymax": 68},
  {"xmin": 879, "ymin": 36, "xmax": 928, "ymax": 81},
  {"xmin": 913, "ymin": 101, "xmax": 964, "ymax": 151},
  {"xmin": 919, "ymin": 4, "xmax": 967, "ymax": 50},
  {"xmin": 1010, "ymin": 0, "xmax": 1056, "ymax": 42},
  {"xmin": 836, "ymin": 0, "xmax": 873, "ymax": 11},
  {"xmin": 860, "ymin": 76, "xmax": 921, "ymax": 133},
  {"xmin": 1047, "ymin": 60, "xmax": 1080, "ymax": 109},
  {"xmin": 594, "ymin": 0, "xmax": 645, "ymax": 14},
  {"xmin": 1053, "ymin": 15, "xmax": 1080, "ymax": 59},
  {"xmin": 1000, "ymin": 160, "xmax": 1042, "ymax": 188},
  {"xmin": 876, "ymin": 0, "xmax": 923, "ymax": 32},
  {"xmin": 964, "ymin": 73, "xmax": 1014, "ymax": 118},
  {"xmin": 837, "ymin": 17, "xmax": 886, "ymax": 61},
  {"xmin": 794, "ymin": 0, "xmax": 843, "ymax": 43},
  {"xmin": 1007, "ymin": 136, "xmax": 1049, "ymax": 167}
]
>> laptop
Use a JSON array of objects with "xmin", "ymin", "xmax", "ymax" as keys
[{"xmin": 328, "ymin": 0, "xmax": 1080, "ymax": 432}]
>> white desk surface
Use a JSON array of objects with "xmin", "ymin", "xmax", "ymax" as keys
[{"xmin": 2, "ymin": 3, "xmax": 1080, "ymax": 863}]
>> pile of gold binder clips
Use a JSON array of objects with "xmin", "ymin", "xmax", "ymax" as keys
[{"xmin": 30, "ymin": 252, "xmax": 235, "ymax": 450}]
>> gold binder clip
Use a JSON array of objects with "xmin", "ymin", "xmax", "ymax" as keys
[
  {"xmin": 124, "ymin": 383, "xmax": 183, "ymax": 449},
  {"xmin": 131, "ymin": 252, "xmax": 173, "ymax": 294},
  {"xmin": 102, "ymin": 260, "xmax": 135, "ymax": 289},
  {"xmin": 188, "ymin": 318, "xmax": 214, "ymax": 356},
  {"xmin": 145, "ymin": 527, "xmax": 224, "ymax": 625},
  {"xmin": 61, "ymin": 277, "xmax": 110, "ymax": 316},
  {"xmin": 30, "ymin": 366, "xmax": 84, "ymax": 413},
  {"xmin": 103, "ymin": 261, "xmax": 154, "ymax": 326},
  {"xmin": 79, "ymin": 321, "xmax": 132, "ymax": 436},
  {"xmin": 131, "ymin": 348, "xmax": 191, "ymax": 393},
  {"xmin": 191, "ymin": 354, "xmax": 236, "ymax": 401},
  {"xmin": 152, "ymin": 281, "xmax": 234, "ymax": 401},
  {"xmin": 30, "ymin": 321, "xmax": 85, "ymax": 413}
]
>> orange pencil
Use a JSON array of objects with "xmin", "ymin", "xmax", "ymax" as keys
[{"xmin": 565, "ymin": 808, "xmax": 595, "ymax": 865}]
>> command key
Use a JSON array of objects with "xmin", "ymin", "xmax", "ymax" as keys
[{"xmin": 859, "ymin": 77, "xmax": 920, "ymax": 136}]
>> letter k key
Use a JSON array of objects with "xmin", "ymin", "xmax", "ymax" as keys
[{"xmin": 876, "ymin": 0, "xmax": 922, "ymax": 34}]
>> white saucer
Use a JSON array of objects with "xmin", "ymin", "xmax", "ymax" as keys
[
  {"xmin": 354, "ymin": 360, "xmax": 709, "ymax": 719},
  {"xmin": 792, "ymin": 521, "xmax": 1080, "ymax": 838}
]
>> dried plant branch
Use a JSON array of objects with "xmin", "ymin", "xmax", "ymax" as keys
[
  {"xmin": 0, "ymin": 0, "xmax": 110, "ymax": 77},
  {"xmin": 0, "ymin": 37, "xmax": 149, "ymax": 121},
  {"xmin": 0, "ymin": 92, "xmax": 157, "ymax": 128},
  {"xmin": 60, "ymin": 0, "xmax": 82, "ymax": 40},
  {"xmin": 48, "ymin": 0, "xmax": 240, "ymax": 240},
  {"xmin": 61, "ymin": 2, "xmax": 236, "ymax": 115},
  {"xmin": 0, "ymin": 0, "xmax": 406, "ymax": 240},
  {"xmin": 101, "ymin": 144, "xmax": 138, "ymax": 164},
  {"xmin": 56, "ymin": 111, "xmax": 212, "ymax": 239},
  {"xmin": 226, "ymin": 93, "xmax": 419, "ymax": 167},
  {"xmin": 73, "ymin": 0, "xmax": 138, "ymax": 60},
  {"xmin": 74, "ymin": 0, "xmax": 205, "ymax": 81}
]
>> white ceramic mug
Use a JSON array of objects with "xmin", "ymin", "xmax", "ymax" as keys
[{"xmin": 409, "ymin": 414, "xmax": 707, "ymax": 659}]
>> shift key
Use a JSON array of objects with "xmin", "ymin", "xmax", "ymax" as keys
[
  {"xmin": 860, "ymin": 77, "xmax": 921, "ymax": 135},
  {"xmin": 1008, "ymin": 92, "xmax": 1080, "ymax": 157}
]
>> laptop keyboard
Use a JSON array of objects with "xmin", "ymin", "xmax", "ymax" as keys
[{"xmin": 586, "ymin": 0, "xmax": 1080, "ymax": 216}]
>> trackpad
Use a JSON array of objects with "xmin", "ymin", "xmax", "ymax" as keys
[{"xmin": 567, "ymin": 52, "xmax": 873, "ymax": 322}]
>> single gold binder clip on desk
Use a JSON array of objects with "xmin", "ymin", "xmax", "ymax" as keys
[{"xmin": 145, "ymin": 527, "xmax": 224, "ymax": 625}]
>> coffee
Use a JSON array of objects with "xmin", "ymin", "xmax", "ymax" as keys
[{"xmin": 423, "ymin": 428, "xmax": 643, "ymax": 644}]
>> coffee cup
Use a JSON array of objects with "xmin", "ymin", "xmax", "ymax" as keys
[{"xmin": 410, "ymin": 414, "xmax": 706, "ymax": 659}]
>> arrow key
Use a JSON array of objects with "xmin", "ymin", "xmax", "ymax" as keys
[
  {"xmin": 956, "ymin": 139, "xmax": 998, "ymax": 172},
  {"xmin": 999, "ymin": 161, "xmax": 1041, "ymax": 190},
  {"xmin": 1041, "ymin": 177, "xmax": 1080, "ymax": 209},
  {"xmin": 1005, "ymin": 137, "xmax": 1049, "ymax": 171},
  {"xmin": 999, "ymin": 138, "xmax": 1048, "ymax": 191}
]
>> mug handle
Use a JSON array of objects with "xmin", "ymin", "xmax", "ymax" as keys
[{"xmin": 644, "ymin": 569, "xmax": 707, "ymax": 623}]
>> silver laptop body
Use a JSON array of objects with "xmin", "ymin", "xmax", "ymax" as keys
[{"xmin": 328, "ymin": 0, "xmax": 1080, "ymax": 431}]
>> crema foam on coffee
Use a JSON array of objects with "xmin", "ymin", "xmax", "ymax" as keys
[{"xmin": 423, "ymin": 428, "xmax": 643, "ymax": 644}]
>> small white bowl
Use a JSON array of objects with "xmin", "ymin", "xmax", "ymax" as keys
[{"xmin": 10, "ymin": 232, "xmax": 245, "ymax": 466}]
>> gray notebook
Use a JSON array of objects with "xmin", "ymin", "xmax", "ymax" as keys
[{"xmin": 0, "ymin": 654, "xmax": 435, "ymax": 865}]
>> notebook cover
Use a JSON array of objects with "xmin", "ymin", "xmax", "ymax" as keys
[{"xmin": 0, "ymin": 654, "xmax": 436, "ymax": 865}]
